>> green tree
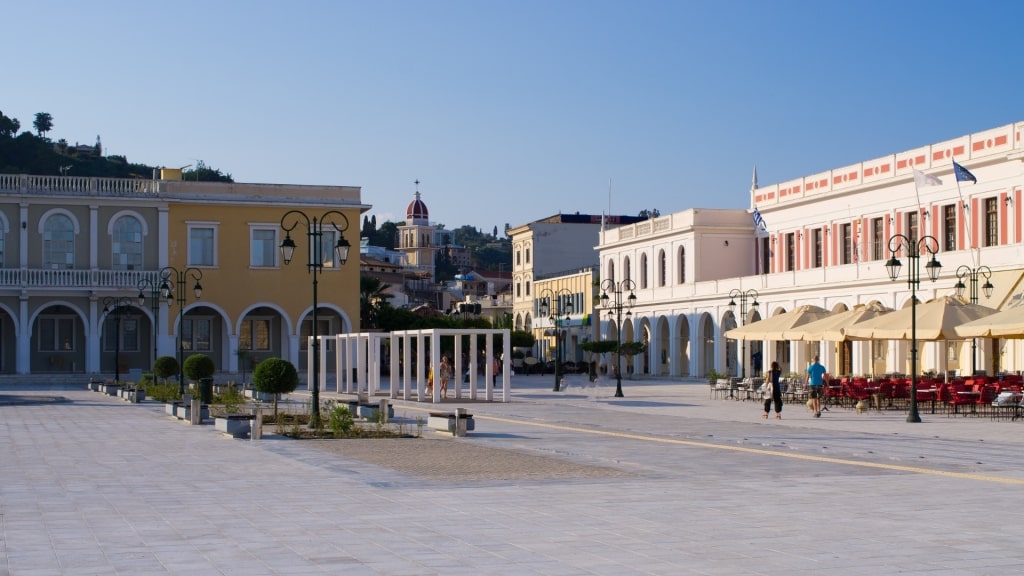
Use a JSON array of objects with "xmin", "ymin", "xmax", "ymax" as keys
[
  {"xmin": 182, "ymin": 159, "xmax": 233, "ymax": 182},
  {"xmin": 153, "ymin": 356, "xmax": 180, "ymax": 383},
  {"xmin": 183, "ymin": 353, "xmax": 215, "ymax": 381},
  {"xmin": 33, "ymin": 112, "xmax": 53, "ymax": 138},
  {"xmin": 0, "ymin": 111, "xmax": 19, "ymax": 138},
  {"xmin": 360, "ymin": 275, "xmax": 393, "ymax": 329},
  {"xmin": 252, "ymin": 357, "xmax": 300, "ymax": 419}
]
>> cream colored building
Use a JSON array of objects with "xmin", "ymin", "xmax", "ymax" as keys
[{"xmin": 598, "ymin": 121, "xmax": 1024, "ymax": 380}]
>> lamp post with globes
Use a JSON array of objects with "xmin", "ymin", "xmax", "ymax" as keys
[
  {"xmin": 102, "ymin": 296, "xmax": 135, "ymax": 384},
  {"xmin": 280, "ymin": 209, "xmax": 351, "ymax": 430},
  {"xmin": 600, "ymin": 278, "xmax": 636, "ymax": 398},
  {"xmin": 137, "ymin": 277, "xmax": 162, "ymax": 369},
  {"xmin": 954, "ymin": 264, "xmax": 993, "ymax": 376},
  {"xmin": 727, "ymin": 289, "xmax": 759, "ymax": 381},
  {"xmin": 885, "ymin": 233, "xmax": 942, "ymax": 423},
  {"xmin": 538, "ymin": 288, "xmax": 573, "ymax": 391},
  {"xmin": 160, "ymin": 266, "xmax": 203, "ymax": 396}
]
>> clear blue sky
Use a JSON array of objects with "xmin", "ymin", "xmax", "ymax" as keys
[{"xmin": 4, "ymin": 0, "xmax": 1022, "ymax": 234}]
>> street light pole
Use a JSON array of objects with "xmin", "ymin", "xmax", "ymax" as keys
[
  {"xmin": 137, "ymin": 277, "xmax": 162, "ymax": 369},
  {"xmin": 102, "ymin": 296, "xmax": 134, "ymax": 384},
  {"xmin": 954, "ymin": 264, "xmax": 993, "ymax": 375},
  {"xmin": 600, "ymin": 278, "xmax": 636, "ymax": 398},
  {"xmin": 727, "ymin": 289, "xmax": 759, "ymax": 381},
  {"xmin": 538, "ymin": 288, "xmax": 573, "ymax": 391},
  {"xmin": 160, "ymin": 266, "xmax": 203, "ymax": 396},
  {"xmin": 885, "ymin": 233, "xmax": 942, "ymax": 423},
  {"xmin": 280, "ymin": 209, "xmax": 351, "ymax": 430}
]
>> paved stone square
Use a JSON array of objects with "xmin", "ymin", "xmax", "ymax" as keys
[{"xmin": 2, "ymin": 375, "xmax": 1023, "ymax": 575}]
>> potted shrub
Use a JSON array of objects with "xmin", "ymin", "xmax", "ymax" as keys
[
  {"xmin": 184, "ymin": 354, "xmax": 216, "ymax": 404},
  {"xmin": 252, "ymin": 357, "xmax": 299, "ymax": 420},
  {"xmin": 153, "ymin": 355, "xmax": 179, "ymax": 384}
]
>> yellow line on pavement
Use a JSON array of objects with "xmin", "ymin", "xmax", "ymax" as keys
[{"xmin": 475, "ymin": 414, "xmax": 1024, "ymax": 486}]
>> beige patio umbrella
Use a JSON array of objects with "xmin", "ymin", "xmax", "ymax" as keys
[
  {"xmin": 781, "ymin": 302, "xmax": 892, "ymax": 341},
  {"xmin": 844, "ymin": 296, "xmax": 997, "ymax": 341},
  {"xmin": 954, "ymin": 304, "xmax": 1024, "ymax": 338},
  {"xmin": 725, "ymin": 304, "xmax": 830, "ymax": 341}
]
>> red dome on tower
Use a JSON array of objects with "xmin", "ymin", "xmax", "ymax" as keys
[{"xmin": 406, "ymin": 191, "xmax": 429, "ymax": 221}]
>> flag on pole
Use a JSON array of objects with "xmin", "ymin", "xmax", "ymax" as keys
[
  {"xmin": 953, "ymin": 160, "xmax": 977, "ymax": 183},
  {"xmin": 912, "ymin": 169, "xmax": 942, "ymax": 188},
  {"xmin": 752, "ymin": 207, "xmax": 768, "ymax": 237}
]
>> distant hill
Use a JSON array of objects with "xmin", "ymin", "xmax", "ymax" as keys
[{"xmin": 0, "ymin": 108, "xmax": 232, "ymax": 181}]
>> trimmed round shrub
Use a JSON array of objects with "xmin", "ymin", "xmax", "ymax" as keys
[
  {"xmin": 252, "ymin": 357, "xmax": 299, "ymax": 396},
  {"xmin": 183, "ymin": 354, "xmax": 215, "ymax": 381},
  {"xmin": 153, "ymin": 356, "xmax": 179, "ymax": 381}
]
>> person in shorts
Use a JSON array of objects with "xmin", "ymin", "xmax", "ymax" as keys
[{"xmin": 807, "ymin": 355, "xmax": 827, "ymax": 418}]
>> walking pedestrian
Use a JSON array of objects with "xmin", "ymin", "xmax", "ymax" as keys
[{"xmin": 763, "ymin": 361, "xmax": 783, "ymax": 420}]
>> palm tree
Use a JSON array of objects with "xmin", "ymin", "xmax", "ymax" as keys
[{"xmin": 360, "ymin": 275, "xmax": 393, "ymax": 329}]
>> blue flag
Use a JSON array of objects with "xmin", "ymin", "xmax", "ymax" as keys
[{"xmin": 953, "ymin": 160, "xmax": 977, "ymax": 184}]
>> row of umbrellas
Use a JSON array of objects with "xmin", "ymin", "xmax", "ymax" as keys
[{"xmin": 725, "ymin": 296, "xmax": 1024, "ymax": 343}]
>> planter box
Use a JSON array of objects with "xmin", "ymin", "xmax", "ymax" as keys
[
  {"xmin": 102, "ymin": 385, "xmax": 120, "ymax": 396},
  {"xmin": 356, "ymin": 404, "xmax": 394, "ymax": 420},
  {"xmin": 215, "ymin": 415, "xmax": 253, "ymax": 438},
  {"xmin": 174, "ymin": 404, "xmax": 210, "ymax": 422},
  {"xmin": 165, "ymin": 402, "xmax": 181, "ymax": 416},
  {"xmin": 426, "ymin": 411, "xmax": 475, "ymax": 436}
]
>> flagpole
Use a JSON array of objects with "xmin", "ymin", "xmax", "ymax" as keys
[{"xmin": 952, "ymin": 158, "xmax": 978, "ymax": 267}]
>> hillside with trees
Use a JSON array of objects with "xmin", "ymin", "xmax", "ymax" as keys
[{"xmin": 0, "ymin": 109, "xmax": 232, "ymax": 182}]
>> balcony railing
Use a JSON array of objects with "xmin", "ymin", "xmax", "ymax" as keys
[
  {"xmin": 0, "ymin": 174, "xmax": 159, "ymax": 198},
  {"xmin": 0, "ymin": 268, "xmax": 162, "ymax": 290}
]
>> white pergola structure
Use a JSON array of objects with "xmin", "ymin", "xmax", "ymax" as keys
[
  {"xmin": 390, "ymin": 328, "xmax": 511, "ymax": 403},
  {"xmin": 330, "ymin": 332, "xmax": 391, "ymax": 395}
]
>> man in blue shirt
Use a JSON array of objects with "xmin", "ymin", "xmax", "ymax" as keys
[{"xmin": 807, "ymin": 355, "xmax": 827, "ymax": 418}]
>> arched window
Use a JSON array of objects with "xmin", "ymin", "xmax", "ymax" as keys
[
  {"xmin": 658, "ymin": 249, "xmax": 666, "ymax": 287},
  {"xmin": 677, "ymin": 246, "xmax": 686, "ymax": 284},
  {"xmin": 112, "ymin": 216, "xmax": 143, "ymax": 270},
  {"xmin": 623, "ymin": 256, "xmax": 632, "ymax": 282},
  {"xmin": 607, "ymin": 259, "xmax": 616, "ymax": 285},
  {"xmin": 44, "ymin": 214, "xmax": 75, "ymax": 269},
  {"xmin": 639, "ymin": 253, "xmax": 648, "ymax": 289}
]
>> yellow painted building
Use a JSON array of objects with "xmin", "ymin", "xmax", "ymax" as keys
[{"xmin": 0, "ymin": 174, "xmax": 366, "ymax": 379}]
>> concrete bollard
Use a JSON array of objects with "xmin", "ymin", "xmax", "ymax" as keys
[
  {"xmin": 454, "ymin": 407, "xmax": 468, "ymax": 437},
  {"xmin": 250, "ymin": 406, "xmax": 262, "ymax": 441},
  {"xmin": 190, "ymin": 396, "xmax": 201, "ymax": 425},
  {"xmin": 379, "ymin": 398, "xmax": 390, "ymax": 423}
]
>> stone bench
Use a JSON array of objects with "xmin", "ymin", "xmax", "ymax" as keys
[{"xmin": 426, "ymin": 410, "xmax": 475, "ymax": 436}]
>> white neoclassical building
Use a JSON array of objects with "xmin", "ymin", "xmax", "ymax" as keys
[{"xmin": 597, "ymin": 121, "xmax": 1024, "ymax": 380}]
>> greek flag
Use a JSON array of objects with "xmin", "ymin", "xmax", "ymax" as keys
[
  {"xmin": 752, "ymin": 208, "xmax": 768, "ymax": 237},
  {"xmin": 953, "ymin": 160, "xmax": 977, "ymax": 184}
]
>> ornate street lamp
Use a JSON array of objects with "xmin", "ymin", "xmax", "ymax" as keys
[
  {"xmin": 885, "ymin": 233, "xmax": 941, "ymax": 423},
  {"xmin": 160, "ymin": 266, "xmax": 203, "ymax": 396},
  {"xmin": 280, "ymin": 209, "xmax": 351, "ymax": 430},
  {"xmin": 727, "ymin": 288, "xmax": 760, "ymax": 381},
  {"xmin": 954, "ymin": 264, "xmax": 993, "ymax": 375},
  {"xmin": 102, "ymin": 296, "xmax": 135, "ymax": 384},
  {"xmin": 600, "ymin": 278, "xmax": 636, "ymax": 398},
  {"xmin": 137, "ymin": 276, "xmax": 162, "ymax": 369},
  {"xmin": 538, "ymin": 288, "xmax": 573, "ymax": 391}
]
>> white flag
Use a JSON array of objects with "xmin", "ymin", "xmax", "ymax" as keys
[{"xmin": 913, "ymin": 169, "xmax": 942, "ymax": 188}]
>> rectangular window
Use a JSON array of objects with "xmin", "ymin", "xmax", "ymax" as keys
[
  {"xmin": 947, "ymin": 341, "xmax": 960, "ymax": 362},
  {"xmin": 103, "ymin": 316, "xmax": 139, "ymax": 352},
  {"xmin": 240, "ymin": 318, "xmax": 273, "ymax": 351},
  {"xmin": 38, "ymin": 317, "xmax": 76, "ymax": 352},
  {"xmin": 906, "ymin": 212, "xmax": 918, "ymax": 244},
  {"xmin": 943, "ymin": 204, "xmax": 957, "ymax": 252},
  {"xmin": 812, "ymin": 229, "xmax": 822, "ymax": 268},
  {"xmin": 188, "ymin": 226, "xmax": 216, "ymax": 267},
  {"xmin": 872, "ymin": 340, "xmax": 885, "ymax": 361},
  {"xmin": 250, "ymin": 228, "xmax": 277, "ymax": 268},
  {"xmin": 525, "ymin": 280, "xmax": 531, "ymax": 296},
  {"xmin": 841, "ymin": 223, "xmax": 852, "ymax": 265},
  {"xmin": 320, "ymin": 230, "xmax": 339, "ymax": 268},
  {"xmin": 871, "ymin": 217, "xmax": 883, "ymax": 261},
  {"xmin": 785, "ymin": 233, "xmax": 795, "ymax": 272},
  {"xmin": 183, "ymin": 318, "xmax": 212, "ymax": 351},
  {"xmin": 300, "ymin": 319, "xmax": 332, "ymax": 351},
  {"xmin": 984, "ymin": 197, "xmax": 998, "ymax": 247}
]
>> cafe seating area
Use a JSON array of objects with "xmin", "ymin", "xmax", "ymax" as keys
[{"xmin": 716, "ymin": 372, "xmax": 1024, "ymax": 421}]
